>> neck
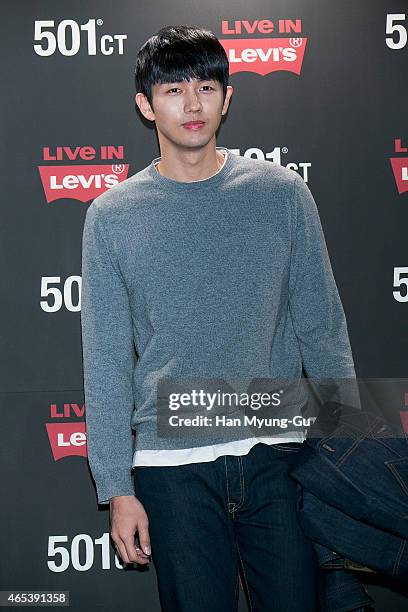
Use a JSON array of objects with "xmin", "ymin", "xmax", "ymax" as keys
[{"xmin": 155, "ymin": 143, "xmax": 225, "ymax": 183}]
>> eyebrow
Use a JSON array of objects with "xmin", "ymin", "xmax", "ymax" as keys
[{"xmin": 159, "ymin": 78, "xmax": 216, "ymax": 87}]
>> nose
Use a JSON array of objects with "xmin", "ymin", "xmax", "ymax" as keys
[{"xmin": 184, "ymin": 88, "xmax": 202, "ymax": 113}]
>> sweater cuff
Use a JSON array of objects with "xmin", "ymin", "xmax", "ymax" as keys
[{"xmin": 95, "ymin": 471, "xmax": 136, "ymax": 506}]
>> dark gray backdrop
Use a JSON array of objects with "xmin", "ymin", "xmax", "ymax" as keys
[{"xmin": 1, "ymin": 1, "xmax": 407, "ymax": 610}]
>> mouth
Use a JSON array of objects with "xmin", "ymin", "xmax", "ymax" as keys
[{"xmin": 182, "ymin": 121, "xmax": 205, "ymax": 130}]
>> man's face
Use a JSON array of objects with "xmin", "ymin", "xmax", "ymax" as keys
[{"xmin": 135, "ymin": 78, "xmax": 233, "ymax": 151}]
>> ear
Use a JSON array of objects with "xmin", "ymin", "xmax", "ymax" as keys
[
  {"xmin": 221, "ymin": 85, "xmax": 234, "ymax": 116},
  {"xmin": 135, "ymin": 92, "xmax": 155, "ymax": 122}
]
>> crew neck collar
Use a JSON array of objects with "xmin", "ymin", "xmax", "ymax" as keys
[{"xmin": 147, "ymin": 146, "xmax": 234, "ymax": 191}]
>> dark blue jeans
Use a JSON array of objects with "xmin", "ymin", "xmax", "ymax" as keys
[{"xmin": 133, "ymin": 441, "xmax": 319, "ymax": 611}]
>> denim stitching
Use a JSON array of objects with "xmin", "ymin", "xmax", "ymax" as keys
[
  {"xmin": 392, "ymin": 538, "xmax": 406, "ymax": 576},
  {"xmin": 277, "ymin": 445, "xmax": 300, "ymax": 452},
  {"xmin": 321, "ymin": 420, "xmax": 408, "ymax": 466},
  {"xmin": 319, "ymin": 413, "xmax": 377, "ymax": 446},
  {"xmin": 366, "ymin": 436, "xmax": 408, "ymax": 459},
  {"xmin": 385, "ymin": 460, "xmax": 408, "ymax": 497},
  {"xmin": 236, "ymin": 540, "xmax": 253, "ymax": 612},
  {"xmin": 336, "ymin": 432, "xmax": 366, "ymax": 467},
  {"xmin": 367, "ymin": 435, "xmax": 408, "ymax": 458},
  {"xmin": 336, "ymin": 415, "xmax": 407, "ymax": 466},
  {"xmin": 234, "ymin": 456, "xmax": 245, "ymax": 510},
  {"xmin": 366, "ymin": 420, "xmax": 408, "ymax": 457},
  {"xmin": 234, "ymin": 567, "xmax": 240, "ymax": 606},
  {"xmin": 270, "ymin": 443, "xmax": 301, "ymax": 452},
  {"xmin": 225, "ymin": 456, "xmax": 235, "ymax": 513}
]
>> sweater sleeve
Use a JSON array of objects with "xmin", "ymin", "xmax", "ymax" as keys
[
  {"xmin": 288, "ymin": 173, "xmax": 361, "ymax": 409},
  {"xmin": 81, "ymin": 202, "xmax": 137, "ymax": 505}
]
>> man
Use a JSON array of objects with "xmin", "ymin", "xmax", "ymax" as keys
[{"xmin": 81, "ymin": 24, "xmax": 359, "ymax": 611}]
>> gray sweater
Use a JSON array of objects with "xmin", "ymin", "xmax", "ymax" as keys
[{"xmin": 81, "ymin": 147, "xmax": 358, "ymax": 505}]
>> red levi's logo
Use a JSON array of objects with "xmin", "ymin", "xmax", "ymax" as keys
[
  {"xmin": 46, "ymin": 401, "xmax": 137, "ymax": 462},
  {"xmin": 220, "ymin": 19, "xmax": 307, "ymax": 76},
  {"xmin": 390, "ymin": 139, "xmax": 408, "ymax": 195},
  {"xmin": 38, "ymin": 145, "xmax": 129, "ymax": 203},
  {"xmin": 38, "ymin": 164, "xmax": 129, "ymax": 203},
  {"xmin": 46, "ymin": 421, "xmax": 88, "ymax": 460}
]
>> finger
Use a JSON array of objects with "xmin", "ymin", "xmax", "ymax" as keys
[
  {"xmin": 115, "ymin": 541, "xmax": 149, "ymax": 566},
  {"xmin": 134, "ymin": 547, "xmax": 150, "ymax": 565},
  {"xmin": 123, "ymin": 536, "xmax": 149, "ymax": 563},
  {"xmin": 138, "ymin": 524, "xmax": 151, "ymax": 556}
]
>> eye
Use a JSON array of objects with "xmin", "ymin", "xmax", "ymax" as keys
[{"xmin": 165, "ymin": 84, "xmax": 215, "ymax": 94}]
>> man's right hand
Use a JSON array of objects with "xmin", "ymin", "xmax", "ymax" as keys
[{"xmin": 110, "ymin": 495, "xmax": 151, "ymax": 566}]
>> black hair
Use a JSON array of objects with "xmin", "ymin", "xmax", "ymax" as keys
[{"xmin": 135, "ymin": 25, "xmax": 229, "ymax": 108}]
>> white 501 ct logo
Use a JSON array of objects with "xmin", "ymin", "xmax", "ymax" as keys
[
  {"xmin": 385, "ymin": 14, "xmax": 407, "ymax": 49},
  {"xmin": 230, "ymin": 147, "xmax": 311, "ymax": 182},
  {"xmin": 393, "ymin": 267, "xmax": 408, "ymax": 303},
  {"xmin": 48, "ymin": 533, "xmax": 125, "ymax": 572},
  {"xmin": 40, "ymin": 276, "xmax": 81, "ymax": 313},
  {"xmin": 34, "ymin": 19, "xmax": 127, "ymax": 56}
]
